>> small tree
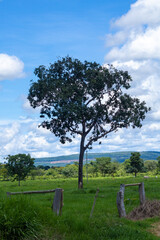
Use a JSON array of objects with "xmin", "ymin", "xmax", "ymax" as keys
[
  {"xmin": 127, "ymin": 152, "xmax": 144, "ymax": 177},
  {"xmin": 96, "ymin": 157, "xmax": 111, "ymax": 177},
  {"xmin": 6, "ymin": 154, "xmax": 34, "ymax": 186},
  {"xmin": 28, "ymin": 56, "xmax": 150, "ymax": 188}
]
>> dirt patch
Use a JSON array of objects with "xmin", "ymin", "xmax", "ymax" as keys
[
  {"xmin": 149, "ymin": 222, "xmax": 160, "ymax": 237},
  {"xmin": 127, "ymin": 200, "xmax": 160, "ymax": 220}
]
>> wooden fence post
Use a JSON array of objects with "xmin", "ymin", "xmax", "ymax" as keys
[
  {"xmin": 139, "ymin": 182, "xmax": 145, "ymax": 205},
  {"xmin": 117, "ymin": 184, "xmax": 126, "ymax": 218},
  {"xmin": 90, "ymin": 188, "xmax": 99, "ymax": 218},
  {"xmin": 52, "ymin": 188, "xmax": 63, "ymax": 216}
]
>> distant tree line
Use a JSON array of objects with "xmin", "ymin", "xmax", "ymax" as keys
[{"xmin": 1, "ymin": 152, "xmax": 160, "ymax": 184}]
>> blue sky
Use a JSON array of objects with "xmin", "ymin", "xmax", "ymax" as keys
[
  {"xmin": 0, "ymin": 0, "xmax": 132, "ymax": 119},
  {"xmin": 1, "ymin": 0, "xmax": 160, "ymax": 160}
]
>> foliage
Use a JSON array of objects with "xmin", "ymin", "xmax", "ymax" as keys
[
  {"xmin": 95, "ymin": 157, "xmax": 111, "ymax": 176},
  {"xmin": 126, "ymin": 152, "xmax": 144, "ymax": 177},
  {"xmin": 0, "ymin": 164, "xmax": 8, "ymax": 181},
  {"xmin": 108, "ymin": 161, "xmax": 120, "ymax": 176},
  {"xmin": 144, "ymin": 160, "xmax": 158, "ymax": 172},
  {"xmin": 87, "ymin": 161, "xmax": 99, "ymax": 177},
  {"xmin": 62, "ymin": 164, "xmax": 78, "ymax": 178},
  {"xmin": 28, "ymin": 56, "xmax": 150, "ymax": 188},
  {"xmin": 29, "ymin": 168, "xmax": 45, "ymax": 180},
  {"xmin": 37, "ymin": 165, "xmax": 50, "ymax": 170},
  {"xmin": 25, "ymin": 158, "xmax": 160, "ymax": 180},
  {"xmin": 6, "ymin": 154, "xmax": 34, "ymax": 186},
  {"xmin": 0, "ymin": 196, "xmax": 42, "ymax": 240}
]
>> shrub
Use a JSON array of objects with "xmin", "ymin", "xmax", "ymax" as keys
[{"xmin": 0, "ymin": 196, "xmax": 42, "ymax": 240}]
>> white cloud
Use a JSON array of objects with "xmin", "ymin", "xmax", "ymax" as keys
[
  {"xmin": 114, "ymin": 0, "xmax": 160, "ymax": 28},
  {"xmin": 152, "ymin": 110, "xmax": 160, "ymax": 121},
  {"xmin": 106, "ymin": 27, "xmax": 160, "ymax": 61},
  {"xmin": 0, "ymin": 54, "xmax": 25, "ymax": 81},
  {"xmin": 105, "ymin": 1, "xmax": 160, "ymax": 104},
  {"xmin": 0, "ymin": 122, "xmax": 20, "ymax": 144},
  {"xmin": 0, "ymin": 116, "xmax": 80, "ymax": 159},
  {"xmin": 148, "ymin": 123, "xmax": 160, "ymax": 131},
  {"xmin": 109, "ymin": 60, "xmax": 147, "ymax": 71},
  {"xmin": 103, "ymin": 0, "xmax": 160, "ymax": 154}
]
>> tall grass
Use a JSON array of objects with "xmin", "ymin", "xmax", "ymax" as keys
[{"xmin": 0, "ymin": 196, "xmax": 42, "ymax": 240}]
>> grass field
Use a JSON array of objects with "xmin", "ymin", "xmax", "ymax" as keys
[{"xmin": 1, "ymin": 177, "xmax": 160, "ymax": 239}]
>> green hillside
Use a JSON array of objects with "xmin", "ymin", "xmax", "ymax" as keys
[{"xmin": 35, "ymin": 151, "xmax": 160, "ymax": 167}]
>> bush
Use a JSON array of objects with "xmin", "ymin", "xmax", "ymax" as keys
[
  {"xmin": 62, "ymin": 164, "xmax": 78, "ymax": 178},
  {"xmin": 0, "ymin": 196, "xmax": 42, "ymax": 240}
]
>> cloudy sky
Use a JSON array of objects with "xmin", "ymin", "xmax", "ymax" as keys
[{"xmin": 0, "ymin": 0, "xmax": 160, "ymax": 160}]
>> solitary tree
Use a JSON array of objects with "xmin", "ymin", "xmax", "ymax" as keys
[
  {"xmin": 28, "ymin": 56, "xmax": 150, "ymax": 188},
  {"xmin": 6, "ymin": 154, "xmax": 34, "ymax": 186},
  {"xmin": 126, "ymin": 152, "xmax": 144, "ymax": 177}
]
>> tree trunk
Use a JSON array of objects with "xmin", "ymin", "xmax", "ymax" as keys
[{"xmin": 78, "ymin": 135, "xmax": 85, "ymax": 189}]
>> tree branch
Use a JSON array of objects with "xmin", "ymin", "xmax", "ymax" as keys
[
  {"xmin": 86, "ymin": 97, "xmax": 96, "ymax": 106},
  {"xmin": 68, "ymin": 126, "xmax": 82, "ymax": 135},
  {"xmin": 85, "ymin": 126, "xmax": 116, "ymax": 149}
]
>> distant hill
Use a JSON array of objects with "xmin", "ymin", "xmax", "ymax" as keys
[{"xmin": 35, "ymin": 151, "xmax": 160, "ymax": 167}]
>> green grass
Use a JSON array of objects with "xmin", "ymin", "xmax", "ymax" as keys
[{"xmin": 0, "ymin": 177, "xmax": 160, "ymax": 239}]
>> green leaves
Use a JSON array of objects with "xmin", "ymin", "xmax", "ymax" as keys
[
  {"xmin": 6, "ymin": 154, "xmax": 35, "ymax": 186},
  {"xmin": 28, "ymin": 56, "xmax": 150, "ymax": 148},
  {"xmin": 126, "ymin": 152, "xmax": 145, "ymax": 177}
]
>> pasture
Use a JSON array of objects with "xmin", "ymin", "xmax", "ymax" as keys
[{"xmin": 0, "ymin": 177, "xmax": 160, "ymax": 239}]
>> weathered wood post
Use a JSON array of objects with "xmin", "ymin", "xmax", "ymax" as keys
[
  {"xmin": 139, "ymin": 182, "xmax": 145, "ymax": 205},
  {"xmin": 117, "ymin": 184, "xmax": 126, "ymax": 218},
  {"xmin": 52, "ymin": 188, "xmax": 63, "ymax": 216}
]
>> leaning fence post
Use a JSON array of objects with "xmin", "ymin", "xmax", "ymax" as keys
[
  {"xmin": 139, "ymin": 182, "xmax": 145, "ymax": 205},
  {"xmin": 52, "ymin": 188, "xmax": 63, "ymax": 216},
  {"xmin": 90, "ymin": 188, "xmax": 99, "ymax": 218},
  {"xmin": 117, "ymin": 184, "xmax": 126, "ymax": 218}
]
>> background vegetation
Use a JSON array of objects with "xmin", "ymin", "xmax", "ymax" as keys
[{"xmin": 1, "ymin": 152, "xmax": 160, "ymax": 181}]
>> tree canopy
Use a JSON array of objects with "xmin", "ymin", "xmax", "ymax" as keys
[
  {"xmin": 28, "ymin": 56, "xmax": 150, "ymax": 188},
  {"xmin": 126, "ymin": 152, "xmax": 144, "ymax": 177},
  {"xmin": 6, "ymin": 154, "xmax": 34, "ymax": 186},
  {"xmin": 95, "ymin": 157, "xmax": 111, "ymax": 177}
]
